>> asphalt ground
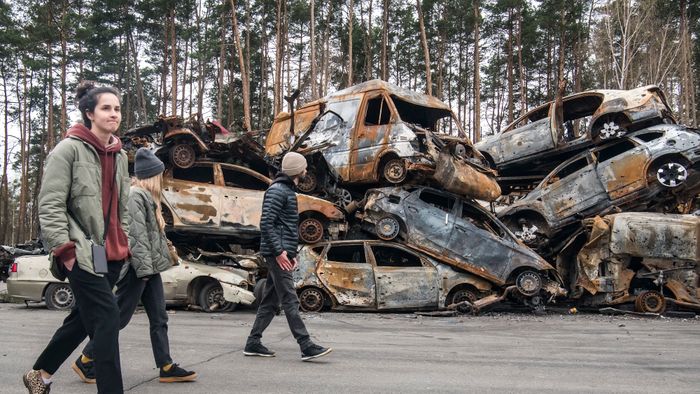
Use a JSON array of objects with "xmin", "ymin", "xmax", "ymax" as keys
[{"xmin": 1, "ymin": 296, "xmax": 699, "ymax": 394}]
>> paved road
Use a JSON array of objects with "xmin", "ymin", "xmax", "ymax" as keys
[{"xmin": 1, "ymin": 302, "xmax": 698, "ymax": 393}]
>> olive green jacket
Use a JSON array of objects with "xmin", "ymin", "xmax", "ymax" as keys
[
  {"xmin": 38, "ymin": 136, "xmax": 131, "ymax": 276},
  {"xmin": 128, "ymin": 187, "xmax": 172, "ymax": 278}
]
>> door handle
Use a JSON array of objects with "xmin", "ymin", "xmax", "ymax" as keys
[{"xmin": 408, "ymin": 206, "xmax": 418, "ymax": 213}]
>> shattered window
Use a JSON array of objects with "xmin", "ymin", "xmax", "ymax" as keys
[
  {"xmin": 635, "ymin": 131, "xmax": 664, "ymax": 142},
  {"xmin": 419, "ymin": 190, "xmax": 455, "ymax": 213},
  {"xmin": 172, "ymin": 166, "xmax": 215, "ymax": 184},
  {"xmin": 221, "ymin": 167, "xmax": 268, "ymax": 190},
  {"xmin": 595, "ymin": 140, "xmax": 636, "ymax": 162},
  {"xmin": 371, "ymin": 245, "xmax": 423, "ymax": 268},
  {"xmin": 325, "ymin": 244, "xmax": 366, "ymax": 264},
  {"xmin": 364, "ymin": 96, "xmax": 391, "ymax": 126},
  {"xmin": 316, "ymin": 99, "xmax": 360, "ymax": 132},
  {"xmin": 461, "ymin": 202, "xmax": 505, "ymax": 238},
  {"xmin": 390, "ymin": 95, "xmax": 450, "ymax": 131},
  {"xmin": 547, "ymin": 157, "xmax": 588, "ymax": 184},
  {"xmin": 435, "ymin": 114, "xmax": 464, "ymax": 137}
]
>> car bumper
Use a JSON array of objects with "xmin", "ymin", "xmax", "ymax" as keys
[{"xmin": 6, "ymin": 280, "xmax": 46, "ymax": 302}]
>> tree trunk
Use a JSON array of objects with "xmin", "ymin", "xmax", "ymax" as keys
[
  {"xmin": 321, "ymin": 3, "xmax": 331, "ymax": 96},
  {"xmin": 506, "ymin": 7, "xmax": 514, "ymax": 124},
  {"xmin": 517, "ymin": 6, "xmax": 526, "ymax": 115},
  {"xmin": 59, "ymin": 2, "xmax": 68, "ymax": 134},
  {"xmin": 181, "ymin": 37, "xmax": 189, "ymax": 118},
  {"xmin": 310, "ymin": 0, "xmax": 317, "ymax": 98},
  {"xmin": 473, "ymin": 0, "xmax": 481, "ymax": 142},
  {"xmin": 17, "ymin": 67, "xmax": 27, "ymax": 242},
  {"xmin": 161, "ymin": 17, "xmax": 169, "ymax": 116},
  {"xmin": 364, "ymin": 0, "xmax": 373, "ymax": 80},
  {"xmin": 416, "ymin": 0, "xmax": 431, "ymax": 95},
  {"xmin": 274, "ymin": 0, "xmax": 283, "ymax": 114},
  {"xmin": 231, "ymin": 0, "xmax": 252, "ymax": 132},
  {"xmin": 170, "ymin": 9, "xmax": 177, "ymax": 115},
  {"xmin": 348, "ymin": 0, "xmax": 354, "ymax": 86},
  {"xmin": 1, "ymin": 66, "xmax": 9, "ymax": 243},
  {"xmin": 381, "ymin": 0, "xmax": 389, "ymax": 81},
  {"xmin": 217, "ymin": 12, "xmax": 226, "ymax": 118}
]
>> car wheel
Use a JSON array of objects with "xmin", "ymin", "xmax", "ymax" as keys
[
  {"xmin": 375, "ymin": 216, "xmax": 400, "ymax": 241},
  {"xmin": 655, "ymin": 162, "xmax": 688, "ymax": 188},
  {"xmin": 448, "ymin": 288, "xmax": 477, "ymax": 313},
  {"xmin": 170, "ymin": 143, "xmax": 196, "ymax": 169},
  {"xmin": 298, "ymin": 217, "xmax": 324, "ymax": 244},
  {"xmin": 515, "ymin": 271, "xmax": 542, "ymax": 297},
  {"xmin": 299, "ymin": 287, "xmax": 325, "ymax": 312},
  {"xmin": 335, "ymin": 188, "xmax": 353, "ymax": 209},
  {"xmin": 198, "ymin": 282, "xmax": 234, "ymax": 312},
  {"xmin": 382, "ymin": 158, "xmax": 407, "ymax": 184},
  {"xmin": 45, "ymin": 283, "xmax": 75, "ymax": 311},
  {"xmin": 297, "ymin": 170, "xmax": 318, "ymax": 193},
  {"xmin": 634, "ymin": 290, "xmax": 666, "ymax": 314}
]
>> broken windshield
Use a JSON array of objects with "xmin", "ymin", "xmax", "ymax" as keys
[{"xmin": 307, "ymin": 98, "xmax": 361, "ymax": 146}]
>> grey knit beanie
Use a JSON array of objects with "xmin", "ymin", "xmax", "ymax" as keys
[
  {"xmin": 134, "ymin": 148, "xmax": 165, "ymax": 179},
  {"xmin": 281, "ymin": 152, "xmax": 307, "ymax": 176}
]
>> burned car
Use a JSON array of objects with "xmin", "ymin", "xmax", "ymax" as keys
[
  {"xmin": 358, "ymin": 186, "xmax": 565, "ymax": 308},
  {"xmin": 6, "ymin": 254, "xmax": 255, "ymax": 312},
  {"xmin": 161, "ymin": 161, "xmax": 347, "ymax": 244},
  {"xmin": 557, "ymin": 213, "xmax": 700, "ymax": 313},
  {"xmin": 123, "ymin": 115, "xmax": 268, "ymax": 172},
  {"xmin": 292, "ymin": 240, "xmax": 495, "ymax": 312},
  {"xmin": 475, "ymin": 86, "xmax": 675, "ymax": 184},
  {"xmin": 498, "ymin": 124, "xmax": 700, "ymax": 251},
  {"xmin": 265, "ymin": 79, "xmax": 501, "ymax": 202}
]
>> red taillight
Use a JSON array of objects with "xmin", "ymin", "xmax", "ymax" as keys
[{"xmin": 10, "ymin": 262, "xmax": 17, "ymax": 273}]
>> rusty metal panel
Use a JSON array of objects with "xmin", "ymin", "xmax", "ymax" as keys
[
  {"xmin": 266, "ymin": 104, "xmax": 323, "ymax": 156},
  {"xmin": 596, "ymin": 150, "xmax": 650, "ymax": 200},
  {"xmin": 297, "ymin": 195, "xmax": 345, "ymax": 221},
  {"xmin": 609, "ymin": 213, "xmax": 700, "ymax": 261},
  {"xmin": 433, "ymin": 149, "xmax": 501, "ymax": 201},
  {"xmin": 163, "ymin": 179, "xmax": 221, "ymax": 227},
  {"xmin": 317, "ymin": 260, "xmax": 377, "ymax": 308},
  {"xmin": 220, "ymin": 188, "xmax": 263, "ymax": 231},
  {"xmin": 497, "ymin": 117, "xmax": 555, "ymax": 164},
  {"xmin": 374, "ymin": 267, "xmax": 438, "ymax": 309}
]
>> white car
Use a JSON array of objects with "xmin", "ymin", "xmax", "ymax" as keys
[{"xmin": 6, "ymin": 254, "xmax": 255, "ymax": 312}]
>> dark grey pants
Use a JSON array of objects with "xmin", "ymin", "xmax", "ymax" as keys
[
  {"xmin": 83, "ymin": 266, "xmax": 172, "ymax": 368},
  {"xmin": 247, "ymin": 256, "xmax": 312, "ymax": 350}
]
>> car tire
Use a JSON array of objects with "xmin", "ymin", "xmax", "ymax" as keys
[
  {"xmin": 45, "ymin": 283, "xmax": 75, "ymax": 311},
  {"xmin": 448, "ymin": 288, "xmax": 477, "ymax": 314},
  {"xmin": 297, "ymin": 169, "xmax": 318, "ymax": 193},
  {"xmin": 298, "ymin": 217, "xmax": 325, "ymax": 244},
  {"xmin": 375, "ymin": 216, "xmax": 401, "ymax": 241},
  {"xmin": 299, "ymin": 287, "xmax": 325, "ymax": 312},
  {"xmin": 198, "ymin": 281, "xmax": 235, "ymax": 312},
  {"xmin": 382, "ymin": 158, "xmax": 407, "ymax": 184},
  {"xmin": 634, "ymin": 290, "xmax": 666, "ymax": 314},
  {"xmin": 169, "ymin": 143, "xmax": 196, "ymax": 169}
]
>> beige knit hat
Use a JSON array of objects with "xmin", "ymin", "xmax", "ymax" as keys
[{"xmin": 281, "ymin": 152, "xmax": 307, "ymax": 176}]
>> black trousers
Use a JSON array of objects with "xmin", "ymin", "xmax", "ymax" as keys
[
  {"xmin": 83, "ymin": 266, "xmax": 173, "ymax": 368},
  {"xmin": 247, "ymin": 256, "xmax": 312, "ymax": 350},
  {"xmin": 34, "ymin": 261, "xmax": 123, "ymax": 394}
]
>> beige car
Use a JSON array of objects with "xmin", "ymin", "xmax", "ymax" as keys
[
  {"xmin": 162, "ymin": 161, "xmax": 347, "ymax": 244},
  {"xmin": 6, "ymin": 254, "xmax": 255, "ymax": 312}
]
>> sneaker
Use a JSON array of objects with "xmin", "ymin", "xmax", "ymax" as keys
[
  {"xmin": 22, "ymin": 370, "xmax": 51, "ymax": 394},
  {"xmin": 159, "ymin": 363, "xmax": 197, "ymax": 383},
  {"xmin": 71, "ymin": 356, "xmax": 96, "ymax": 384},
  {"xmin": 243, "ymin": 342, "xmax": 275, "ymax": 357},
  {"xmin": 301, "ymin": 344, "xmax": 333, "ymax": 361}
]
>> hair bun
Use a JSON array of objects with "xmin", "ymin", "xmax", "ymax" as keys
[{"xmin": 75, "ymin": 80, "xmax": 97, "ymax": 101}]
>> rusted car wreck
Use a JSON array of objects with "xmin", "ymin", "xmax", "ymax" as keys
[
  {"xmin": 475, "ymin": 85, "xmax": 675, "ymax": 187},
  {"xmin": 265, "ymin": 79, "xmax": 501, "ymax": 202},
  {"xmin": 557, "ymin": 213, "xmax": 700, "ymax": 313}
]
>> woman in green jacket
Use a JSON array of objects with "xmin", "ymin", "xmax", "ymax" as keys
[
  {"xmin": 24, "ymin": 81, "xmax": 130, "ymax": 394},
  {"xmin": 74, "ymin": 148, "xmax": 197, "ymax": 384}
]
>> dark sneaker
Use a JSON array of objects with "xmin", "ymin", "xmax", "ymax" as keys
[
  {"xmin": 243, "ymin": 342, "xmax": 275, "ymax": 357},
  {"xmin": 71, "ymin": 356, "xmax": 96, "ymax": 384},
  {"xmin": 159, "ymin": 363, "xmax": 197, "ymax": 383},
  {"xmin": 301, "ymin": 344, "xmax": 333, "ymax": 361},
  {"xmin": 23, "ymin": 370, "xmax": 51, "ymax": 394}
]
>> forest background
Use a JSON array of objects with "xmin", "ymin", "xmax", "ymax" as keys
[{"xmin": 0, "ymin": 0, "xmax": 697, "ymax": 244}]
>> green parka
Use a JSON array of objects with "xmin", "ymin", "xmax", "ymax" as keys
[
  {"xmin": 127, "ymin": 187, "xmax": 172, "ymax": 278},
  {"xmin": 38, "ymin": 136, "xmax": 131, "ymax": 276}
]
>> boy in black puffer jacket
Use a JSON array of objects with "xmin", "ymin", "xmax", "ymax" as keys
[{"xmin": 244, "ymin": 152, "xmax": 333, "ymax": 361}]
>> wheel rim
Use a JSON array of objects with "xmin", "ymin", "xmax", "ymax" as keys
[
  {"xmin": 515, "ymin": 222, "xmax": 539, "ymax": 243},
  {"xmin": 656, "ymin": 162, "xmax": 687, "ymax": 187},
  {"xmin": 335, "ymin": 188, "xmax": 353, "ymax": 209},
  {"xmin": 636, "ymin": 290, "xmax": 665, "ymax": 313},
  {"xmin": 516, "ymin": 271, "xmax": 542, "ymax": 296},
  {"xmin": 300, "ymin": 288, "xmax": 324, "ymax": 312},
  {"xmin": 299, "ymin": 218, "xmax": 324, "ymax": 243},
  {"xmin": 599, "ymin": 121, "xmax": 623, "ymax": 139},
  {"xmin": 376, "ymin": 216, "xmax": 400, "ymax": 240},
  {"xmin": 297, "ymin": 171, "xmax": 318, "ymax": 193},
  {"xmin": 52, "ymin": 285, "xmax": 74, "ymax": 309},
  {"xmin": 171, "ymin": 144, "xmax": 195, "ymax": 168},
  {"xmin": 451, "ymin": 289, "xmax": 476, "ymax": 313},
  {"xmin": 206, "ymin": 285, "xmax": 231, "ymax": 311},
  {"xmin": 383, "ymin": 159, "xmax": 407, "ymax": 183}
]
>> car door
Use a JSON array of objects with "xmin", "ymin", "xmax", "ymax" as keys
[
  {"xmin": 310, "ymin": 96, "xmax": 362, "ymax": 181},
  {"xmin": 370, "ymin": 244, "xmax": 438, "ymax": 310},
  {"xmin": 163, "ymin": 164, "xmax": 221, "ymax": 229},
  {"xmin": 539, "ymin": 152, "xmax": 608, "ymax": 220},
  {"xmin": 445, "ymin": 200, "xmax": 513, "ymax": 281},
  {"xmin": 315, "ymin": 243, "xmax": 377, "ymax": 308},
  {"xmin": 350, "ymin": 92, "xmax": 395, "ymax": 182},
  {"xmin": 403, "ymin": 189, "xmax": 457, "ymax": 255},
  {"xmin": 498, "ymin": 117, "xmax": 556, "ymax": 164},
  {"xmin": 593, "ymin": 139, "xmax": 651, "ymax": 200},
  {"xmin": 219, "ymin": 164, "xmax": 269, "ymax": 232}
]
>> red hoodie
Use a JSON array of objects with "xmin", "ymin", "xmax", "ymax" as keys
[{"xmin": 55, "ymin": 124, "xmax": 130, "ymax": 267}]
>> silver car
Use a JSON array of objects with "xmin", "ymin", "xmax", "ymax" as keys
[
  {"xmin": 499, "ymin": 124, "xmax": 700, "ymax": 249},
  {"xmin": 6, "ymin": 254, "xmax": 255, "ymax": 312}
]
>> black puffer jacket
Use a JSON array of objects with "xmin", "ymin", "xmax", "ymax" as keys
[{"xmin": 259, "ymin": 174, "xmax": 299, "ymax": 258}]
